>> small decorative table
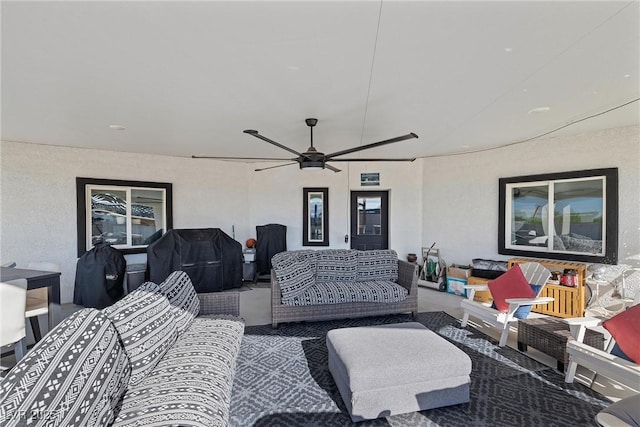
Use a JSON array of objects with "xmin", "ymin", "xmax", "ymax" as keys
[{"xmin": 517, "ymin": 316, "xmax": 605, "ymax": 372}]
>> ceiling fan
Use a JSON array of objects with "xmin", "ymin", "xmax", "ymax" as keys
[{"xmin": 192, "ymin": 118, "xmax": 418, "ymax": 172}]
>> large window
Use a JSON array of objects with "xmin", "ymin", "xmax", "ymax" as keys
[
  {"xmin": 498, "ymin": 168, "xmax": 618, "ymax": 264},
  {"xmin": 77, "ymin": 178, "xmax": 173, "ymax": 256}
]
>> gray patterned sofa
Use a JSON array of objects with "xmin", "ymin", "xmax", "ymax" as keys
[
  {"xmin": 271, "ymin": 249, "xmax": 418, "ymax": 327},
  {"xmin": 0, "ymin": 271, "xmax": 244, "ymax": 427}
]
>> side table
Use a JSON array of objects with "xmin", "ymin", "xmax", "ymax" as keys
[{"xmin": 517, "ymin": 317, "xmax": 605, "ymax": 372}]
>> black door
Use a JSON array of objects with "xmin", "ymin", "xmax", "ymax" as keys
[{"xmin": 350, "ymin": 191, "xmax": 389, "ymax": 250}]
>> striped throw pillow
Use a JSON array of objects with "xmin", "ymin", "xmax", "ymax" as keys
[{"xmin": 103, "ymin": 287, "xmax": 178, "ymax": 385}]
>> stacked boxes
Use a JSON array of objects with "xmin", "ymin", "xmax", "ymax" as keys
[{"xmin": 446, "ymin": 264, "xmax": 472, "ymax": 297}]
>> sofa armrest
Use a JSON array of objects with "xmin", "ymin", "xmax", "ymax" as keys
[
  {"xmin": 397, "ymin": 260, "xmax": 418, "ymax": 295},
  {"xmin": 198, "ymin": 291, "xmax": 240, "ymax": 316}
]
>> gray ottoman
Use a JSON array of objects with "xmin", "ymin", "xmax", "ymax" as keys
[{"xmin": 326, "ymin": 322, "xmax": 472, "ymax": 422}]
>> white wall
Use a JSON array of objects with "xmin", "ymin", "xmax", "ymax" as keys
[
  {"xmin": 247, "ymin": 161, "xmax": 423, "ymax": 256},
  {"xmin": 0, "ymin": 142, "xmax": 248, "ymax": 302},
  {"xmin": 2, "ymin": 126, "xmax": 636, "ymax": 303},
  {"xmin": 421, "ymin": 126, "xmax": 640, "ymax": 268},
  {"xmin": 0, "ymin": 141, "xmax": 424, "ymax": 302}
]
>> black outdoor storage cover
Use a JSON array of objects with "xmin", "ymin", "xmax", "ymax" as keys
[
  {"xmin": 73, "ymin": 242, "xmax": 126, "ymax": 309},
  {"xmin": 147, "ymin": 228, "xmax": 243, "ymax": 292},
  {"xmin": 256, "ymin": 224, "xmax": 287, "ymax": 275}
]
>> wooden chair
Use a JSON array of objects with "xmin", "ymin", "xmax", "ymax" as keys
[
  {"xmin": 460, "ymin": 262, "xmax": 552, "ymax": 347},
  {"xmin": 564, "ymin": 290, "xmax": 640, "ymax": 392},
  {"xmin": 0, "ymin": 279, "xmax": 28, "ymax": 361}
]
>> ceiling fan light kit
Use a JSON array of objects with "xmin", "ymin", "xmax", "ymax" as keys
[{"xmin": 195, "ymin": 118, "xmax": 419, "ymax": 172}]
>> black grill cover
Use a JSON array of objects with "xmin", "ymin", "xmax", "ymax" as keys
[
  {"xmin": 256, "ymin": 224, "xmax": 287, "ymax": 274},
  {"xmin": 147, "ymin": 228, "xmax": 242, "ymax": 292},
  {"xmin": 73, "ymin": 243, "xmax": 126, "ymax": 309}
]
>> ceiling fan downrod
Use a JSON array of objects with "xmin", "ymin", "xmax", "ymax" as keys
[{"xmin": 306, "ymin": 118, "xmax": 317, "ymax": 149}]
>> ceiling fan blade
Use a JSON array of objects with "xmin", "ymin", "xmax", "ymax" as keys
[
  {"xmin": 325, "ymin": 163, "xmax": 341, "ymax": 173},
  {"xmin": 244, "ymin": 130, "xmax": 309, "ymax": 159},
  {"xmin": 254, "ymin": 162, "xmax": 299, "ymax": 172},
  {"xmin": 192, "ymin": 155, "xmax": 294, "ymax": 161},
  {"xmin": 324, "ymin": 133, "xmax": 418, "ymax": 160},
  {"xmin": 329, "ymin": 158, "xmax": 416, "ymax": 162}
]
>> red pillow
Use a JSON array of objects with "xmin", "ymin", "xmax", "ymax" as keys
[
  {"xmin": 487, "ymin": 265, "xmax": 535, "ymax": 312},
  {"xmin": 602, "ymin": 304, "xmax": 640, "ymax": 364}
]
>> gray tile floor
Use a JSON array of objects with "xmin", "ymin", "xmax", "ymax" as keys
[{"xmin": 2, "ymin": 283, "xmax": 635, "ymax": 402}]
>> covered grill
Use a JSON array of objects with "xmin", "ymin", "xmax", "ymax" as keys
[{"xmin": 147, "ymin": 228, "xmax": 242, "ymax": 292}]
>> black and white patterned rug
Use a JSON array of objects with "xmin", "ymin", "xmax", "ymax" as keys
[{"xmin": 229, "ymin": 312, "xmax": 610, "ymax": 426}]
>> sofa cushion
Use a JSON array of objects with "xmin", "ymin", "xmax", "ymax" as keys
[
  {"xmin": 103, "ymin": 286, "xmax": 178, "ymax": 385},
  {"xmin": 283, "ymin": 280, "xmax": 408, "ymax": 306},
  {"xmin": 295, "ymin": 249, "xmax": 319, "ymax": 274},
  {"xmin": 112, "ymin": 315, "xmax": 245, "ymax": 427},
  {"xmin": 602, "ymin": 304, "xmax": 640, "ymax": 364},
  {"xmin": 356, "ymin": 249, "xmax": 398, "ymax": 282},
  {"xmin": 316, "ymin": 249, "xmax": 358, "ymax": 282},
  {"xmin": 0, "ymin": 309, "xmax": 131, "ymax": 426},
  {"xmin": 158, "ymin": 270, "xmax": 200, "ymax": 334},
  {"xmin": 487, "ymin": 265, "xmax": 535, "ymax": 313},
  {"xmin": 272, "ymin": 252, "xmax": 315, "ymax": 300}
]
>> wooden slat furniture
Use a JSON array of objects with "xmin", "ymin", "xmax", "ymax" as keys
[{"xmin": 508, "ymin": 258, "xmax": 587, "ymax": 318}]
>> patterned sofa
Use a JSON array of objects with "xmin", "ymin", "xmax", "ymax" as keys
[
  {"xmin": 270, "ymin": 249, "xmax": 418, "ymax": 327},
  {"xmin": 0, "ymin": 271, "xmax": 244, "ymax": 427}
]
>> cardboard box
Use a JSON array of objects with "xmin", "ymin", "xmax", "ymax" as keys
[{"xmin": 446, "ymin": 264, "xmax": 472, "ymax": 297}]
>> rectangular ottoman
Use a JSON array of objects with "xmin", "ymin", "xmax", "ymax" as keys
[{"xmin": 327, "ymin": 322, "xmax": 472, "ymax": 422}]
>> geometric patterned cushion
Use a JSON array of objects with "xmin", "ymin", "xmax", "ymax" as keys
[
  {"xmin": 103, "ymin": 288, "xmax": 178, "ymax": 385},
  {"xmin": 112, "ymin": 315, "xmax": 245, "ymax": 427},
  {"xmin": 157, "ymin": 271, "xmax": 200, "ymax": 335},
  {"xmin": 356, "ymin": 249, "xmax": 399, "ymax": 281},
  {"xmin": 0, "ymin": 309, "xmax": 131, "ymax": 426},
  {"xmin": 315, "ymin": 249, "xmax": 358, "ymax": 282},
  {"xmin": 272, "ymin": 252, "xmax": 316, "ymax": 301},
  {"xmin": 282, "ymin": 280, "xmax": 408, "ymax": 306}
]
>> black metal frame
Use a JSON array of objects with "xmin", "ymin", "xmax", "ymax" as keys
[
  {"xmin": 303, "ymin": 187, "xmax": 329, "ymax": 246},
  {"xmin": 498, "ymin": 168, "xmax": 618, "ymax": 264},
  {"xmin": 76, "ymin": 177, "xmax": 173, "ymax": 256}
]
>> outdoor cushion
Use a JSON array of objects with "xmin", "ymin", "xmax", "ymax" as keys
[
  {"xmin": 316, "ymin": 249, "xmax": 358, "ymax": 282},
  {"xmin": 602, "ymin": 304, "xmax": 640, "ymax": 364},
  {"xmin": 272, "ymin": 252, "xmax": 315, "ymax": 300},
  {"xmin": 0, "ymin": 309, "xmax": 131, "ymax": 426},
  {"xmin": 282, "ymin": 280, "xmax": 407, "ymax": 306},
  {"xmin": 157, "ymin": 270, "xmax": 200, "ymax": 334},
  {"xmin": 112, "ymin": 315, "xmax": 245, "ymax": 427},
  {"xmin": 356, "ymin": 249, "xmax": 398, "ymax": 282},
  {"xmin": 487, "ymin": 265, "xmax": 535, "ymax": 313},
  {"xmin": 103, "ymin": 286, "xmax": 178, "ymax": 385}
]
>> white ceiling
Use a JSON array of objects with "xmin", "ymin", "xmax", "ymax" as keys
[{"xmin": 2, "ymin": 1, "xmax": 639, "ymax": 163}]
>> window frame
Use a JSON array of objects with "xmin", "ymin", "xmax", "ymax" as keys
[
  {"xmin": 76, "ymin": 177, "xmax": 173, "ymax": 256},
  {"xmin": 498, "ymin": 168, "xmax": 618, "ymax": 264}
]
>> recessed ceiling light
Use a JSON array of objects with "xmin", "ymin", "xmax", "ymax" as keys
[
  {"xmin": 522, "ymin": 89, "xmax": 528, "ymax": 93},
  {"xmin": 109, "ymin": 125, "xmax": 126, "ymax": 131},
  {"xmin": 624, "ymin": 74, "xmax": 630, "ymax": 78},
  {"xmin": 528, "ymin": 106, "xmax": 550, "ymax": 115},
  {"xmin": 459, "ymin": 145, "xmax": 470, "ymax": 150},
  {"xmin": 504, "ymin": 47, "xmax": 513, "ymax": 53}
]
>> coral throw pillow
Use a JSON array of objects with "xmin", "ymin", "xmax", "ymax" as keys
[
  {"xmin": 487, "ymin": 265, "xmax": 535, "ymax": 313},
  {"xmin": 602, "ymin": 304, "xmax": 640, "ymax": 364}
]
